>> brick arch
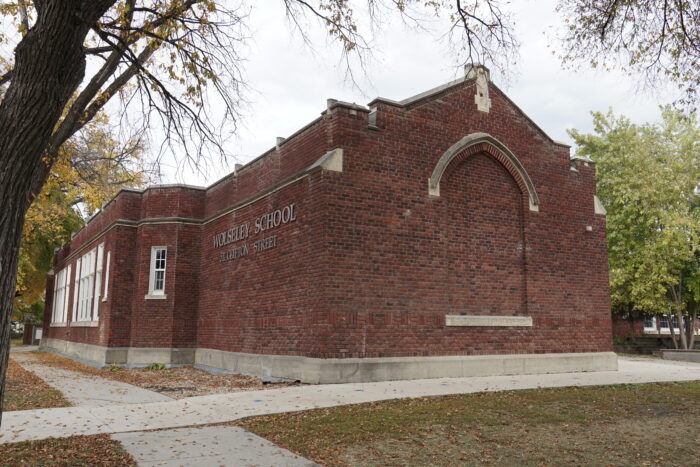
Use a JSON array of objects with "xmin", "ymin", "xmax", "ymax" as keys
[{"xmin": 428, "ymin": 133, "xmax": 540, "ymax": 212}]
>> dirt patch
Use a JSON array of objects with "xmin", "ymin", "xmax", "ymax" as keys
[
  {"xmin": 30, "ymin": 351, "xmax": 299, "ymax": 399},
  {"xmin": 3, "ymin": 359, "xmax": 71, "ymax": 411},
  {"xmin": 238, "ymin": 382, "xmax": 700, "ymax": 466},
  {"xmin": 0, "ymin": 434, "xmax": 135, "ymax": 466}
]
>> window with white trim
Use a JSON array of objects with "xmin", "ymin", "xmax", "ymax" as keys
[
  {"xmin": 147, "ymin": 246, "xmax": 167, "ymax": 297},
  {"xmin": 643, "ymin": 315, "xmax": 656, "ymax": 332},
  {"xmin": 659, "ymin": 314, "xmax": 681, "ymax": 332},
  {"xmin": 671, "ymin": 314, "xmax": 680, "ymax": 329},
  {"xmin": 102, "ymin": 251, "xmax": 111, "ymax": 301},
  {"xmin": 93, "ymin": 244, "xmax": 104, "ymax": 320},
  {"xmin": 72, "ymin": 258, "xmax": 81, "ymax": 322},
  {"xmin": 70, "ymin": 243, "xmax": 105, "ymax": 323},
  {"xmin": 78, "ymin": 248, "xmax": 96, "ymax": 321},
  {"xmin": 51, "ymin": 266, "xmax": 70, "ymax": 324}
]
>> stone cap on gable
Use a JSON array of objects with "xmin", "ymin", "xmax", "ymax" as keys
[{"xmin": 367, "ymin": 65, "xmax": 570, "ymax": 149}]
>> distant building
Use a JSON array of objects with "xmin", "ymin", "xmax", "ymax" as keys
[
  {"xmin": 613, "ymin": 312, "xmax": 699, "ymax": 343},
  {"xmin": 42, "ymin": 67, "xmax": 616, "ymax": 383}
]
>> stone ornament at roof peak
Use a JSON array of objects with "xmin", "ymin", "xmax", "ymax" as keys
[{"xmin": 465, "ymin": 64, "xmax": 492, "ymax": 113}]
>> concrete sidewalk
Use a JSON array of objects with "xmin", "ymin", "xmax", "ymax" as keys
[
  {"xmin": 113, "ymin": 426, "xmax": 317, "ymax": 466},
  {"xmin": 2, "ymin": 356, "xmax": 700, "ymax": 444},
  {"xmin": 10, "ymin": 348, "xmax": 316, "ymax": 466},
  {"xmin": 11, "ymin": 351, "xmax": 172, "ymax": 406}
]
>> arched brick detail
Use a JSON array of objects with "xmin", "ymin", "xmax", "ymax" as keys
[{"xmin": 428, "ymin": 133, "xmax": 540, "ymax": 211}]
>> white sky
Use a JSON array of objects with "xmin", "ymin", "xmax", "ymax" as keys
[{"xmin": 160, "ymin": 0, "xmax": 676, "ymax": 186}]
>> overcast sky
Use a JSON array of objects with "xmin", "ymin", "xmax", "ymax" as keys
[{"xmin": 161, "ymin": 0, "xmax": 675, "ymax": 186}]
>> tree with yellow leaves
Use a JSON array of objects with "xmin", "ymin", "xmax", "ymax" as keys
[{"xmin": 14, "ymin": 114, "xmax": 149, "ymax": 325}]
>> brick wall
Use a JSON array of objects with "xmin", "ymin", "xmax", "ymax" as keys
[{"xmin": 44, "ymin": 75, "xmax": 613, "ymax": 360}]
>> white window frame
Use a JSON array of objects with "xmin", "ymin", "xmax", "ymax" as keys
[
  {"xmin": 658, "ymin": 314, "xmax": 681, "ymax": 334},
  {"xmin": 78, "ymin": 248, "xmax": 95, "ymax": 322},
  {"xmin": 146, "ymin": 246, "xmax": 168, "ymax": 299},
  {"xmin": 51, "ymin": 270, "xmax": 61, "ymax": 324},
  {"xmin": 671, "ymin": 314, "xmax": 680, "ymax": 330},
  {"xmin": 102, "ymin": 250, "xmax": 111, "ymax": 302},
  {"xmin": 70, "ymin": 246, "xmax": 101, "ymax": 326},
  {"xmin": 51, "ymin": 267, "xmax": 70, "ymax": 326},
  {"xmin": 643, "ymin": 315, "xmax": 656, "ymax": 333},
  {"xmin": 72, "ymin": 258, "xmax": 81, "ymax": 322},
  {"xmin": 62, "ymin": 265, "xmax": 71, "ymax": 324},
  {"xmin": 93, "ymin": 244, "xmax": 104, "ymax": 320}
]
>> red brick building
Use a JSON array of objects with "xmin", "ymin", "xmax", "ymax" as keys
[{"xmin": 42, "ymin": 67, "xmax": 617, "ymax": 382}]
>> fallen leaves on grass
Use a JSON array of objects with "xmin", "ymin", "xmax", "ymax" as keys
[
  {"xmin": 0, "ymin": 434, "xmax": 136, "ymax": 466},
  {"xmin": 238, "ymin": 382, "xmax": 700, "ymax": 467},
  {"xmin": 3, "ymin": 359, "xmax": 71, "ymax": 411},
  {"xmin": 31, "ymin": 351, "xmax": 299, "ymax": 399}
]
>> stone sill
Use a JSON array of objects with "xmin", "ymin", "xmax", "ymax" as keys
[
  {"xmin": 446, "ymin": 315, "xmax": 533, "ymax": 327},
  {"xmin": 71, "ymin": 321, "xmax": 99, "ymax": 327},
  {"xmin": 144, "ymin": 294, "xmax": 167, "ymax": 300},
  {"xmin": 644, "ymin": 330, "xmax": 700, "ymax": 335},
  {"xmin": 50, "ymin": 322, "xmax": 67, "ymax": 328}
]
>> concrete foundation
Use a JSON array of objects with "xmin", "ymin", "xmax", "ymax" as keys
[
  {"xmin": 41, "ymin": 338, "xmax": 617, "ymax": 383},
  {"xmin": 660, "ymin": 349, "xmax": 700, "ymax": 363},
  {"xmin": 40, "ymin": 338, "xmax": 195, "ymax": 368}
]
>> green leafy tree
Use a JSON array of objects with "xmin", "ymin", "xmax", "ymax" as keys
[{"xmin": 570, "ymin": 108, "xmax": 700, "ymax": 349}]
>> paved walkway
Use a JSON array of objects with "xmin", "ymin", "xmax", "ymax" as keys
[
  {"xmin": 113, "ymin": 426, "xmax": 317, "ymax": 467},
  {"xmin": 9, "ymin": 348, "xmax": 316, "ymax": 466},
  {"xmin": 3, "ymin": 356, "xmax": 700, "ymax": 445},
  {"xmin": 11, "ymin": 351, "xmax": 172, "ymax": 406}
]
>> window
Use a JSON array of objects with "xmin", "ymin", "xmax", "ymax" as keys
[
  {"xmin": 78, "ymin": 248, "xmax": 96, "ymax": 321},
  {"xmin": 71, "ymin": 243, "xmax": 105, "ymax": 324},
  {"xmin": 51, "ymin": 269, "xmax": 63, "ymax": 323},
  {"xmin": 643, "ymin": 315, "xmax": 656, "ymax": 332},
  {"xmin": 72, "ymin": 258, "xmax": 81, "ymax": 322},
  {"xmin": 147, "ymin": 247, "xmax": 167, "ymax": 298},
  {"xmin": 659, "ymin": 314, "xmax": 680, "ymax": 332},
  {"xmin": 671, "ymin": 314, "xmax": 680, "ymax": 329},
  {"xmin": 93, "ymin": 244, "xmax": 104, "ymax": 320},
  {"xmin": 51, "ymin": 266, "xmax": 70, "ymax": 324},
  {"xmin": 102, "ymin": 251, "xmax": 111, "ymax": 301},
  {"xmin": 63, "ymin": 266, "xmax": 71, "ymax": 323}
]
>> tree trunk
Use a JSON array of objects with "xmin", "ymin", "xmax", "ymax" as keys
[
  {"xmin": 668, "ymin": 317, "xmax": 679, "ymax": 349},
  {"xmin": 688, "ymin": 306, "xmax": 697, "ymax": 350},
  {"xmin": 0, "ymin": 0, "xmax": 116, "ymax": 426},
  {"xmin": 0, "ymin": 208, "xmax": 26, "ymax": 419},
  {"xmin": 675, "ymin": 309, "xmax": 688, "ymax": 350}
]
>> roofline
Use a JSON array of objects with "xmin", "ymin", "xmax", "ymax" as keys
[
  {"xmin": 60, "ymin": 71, "xmax": 571, "ymax": 251},
  {"xmin": 368, "ymin": 75, "xmax": 468, "ymax": 108},
  {"xmin": 368, "ymin": 74, "xmax": 570, "ymax": 149}
]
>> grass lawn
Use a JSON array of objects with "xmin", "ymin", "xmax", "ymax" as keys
[
  {"xmin": 0, "ymin": 434, "xmax": 136, "ymax": 466},
  {"xmin": 239, "ymin": 382, "xmax": 700, "ymax": 466},
  {"xmin": 3, "ymin": 359, "xmax": 71, "ymax": 411},
  {"xmin": 10, "ymin": 337, "xmax": 22, "ymax": 347}
]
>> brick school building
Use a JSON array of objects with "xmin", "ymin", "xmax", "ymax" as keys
[{"xmin": 42, "ymin": 67, "xmax": 617, "ymax": 383}]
